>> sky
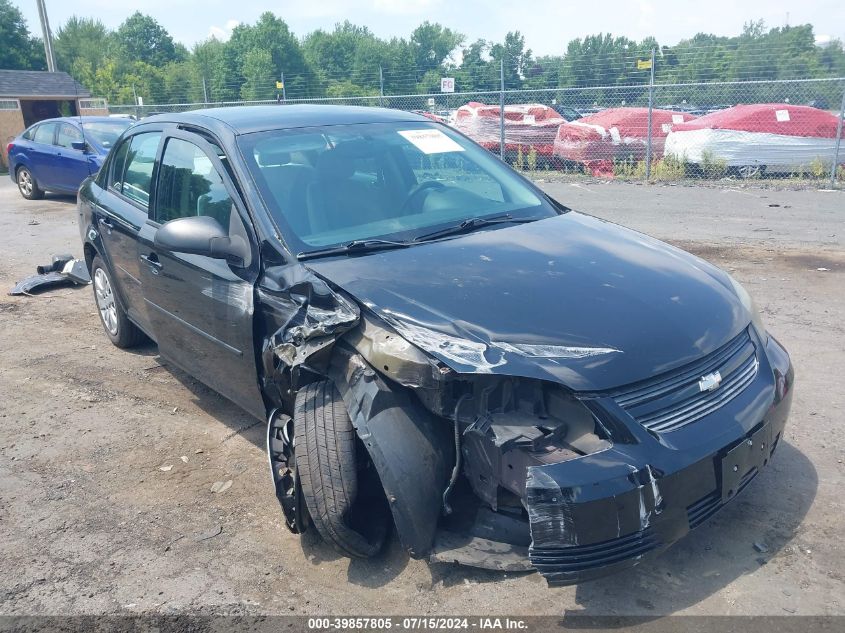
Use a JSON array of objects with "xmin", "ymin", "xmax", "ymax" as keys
[{"xmin": 13, "ymin": 0, "xmax": 845, "ymax": 56}]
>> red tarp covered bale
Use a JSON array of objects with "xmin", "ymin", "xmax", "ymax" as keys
[
  {"xmin": 553, "ymin": 107, "xmax": 697, "ymax": 175},
  {"xmin": 453, "ymin": 102, "xmax": 566, "ymax": 156}
]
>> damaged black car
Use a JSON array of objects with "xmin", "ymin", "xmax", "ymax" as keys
[{"xmin": 77, "ymin": 106, "xmax": 794, "ymax": 585}]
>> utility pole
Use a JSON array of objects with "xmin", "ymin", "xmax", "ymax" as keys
[
  {"xmin": 379, "ymin": 66, "xmax": 385, "ymax": 107},
  {"xmin": 35, "ymin": 0, "xmax": 57, "ymax": 72},
  {"xmin": 645, "ymin": 47, "xmax": 656, "ymax": 180},
  {"xmin": 281, "ymin": 72, "xmax": 287, "ymax": 103},
  {"xmin": 202, "ymin": 76, "xmax": 209, "ymax": 104}
]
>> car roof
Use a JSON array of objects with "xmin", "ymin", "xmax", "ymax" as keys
[
  {"xmin": 140, "ymin": 105, "xmax": 430, "ymax": 136},
  {"xmin": 28, "ymin": 116, "xmax": 126, "ymax": 127}
]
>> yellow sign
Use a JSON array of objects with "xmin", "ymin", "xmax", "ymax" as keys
[
  {"xmin": 637, "ymin": 59, "xmax": 652, "ymax": 70},
  {"xmin": 276, "ymin": 81, "xmax": 284, "ymax": 89}
]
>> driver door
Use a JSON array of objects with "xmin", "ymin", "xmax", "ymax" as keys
[{"xmin": 137, "ymin": 130, "xmax": 265, "ymax": 420}]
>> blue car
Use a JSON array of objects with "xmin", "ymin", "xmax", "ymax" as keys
[{"xmin": 7, "ymin": 116, "xmax": 132, "ymax": 200}]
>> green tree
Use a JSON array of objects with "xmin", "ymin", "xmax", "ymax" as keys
[
  {"xmin": 239, "ymin": 48, "xmax": 276, "ymax": 101},
  {"xmin": 54, "ymin": 16, "xmax": 112, "ymax": 74},
  {"xmin": 0, "ymin": 0, "xmax": 45, "ymax": 70},
  {"xmin": 410, "ymin": 22, "xmax": 463, "ymax": 71},
  {"xmin": 115, "ymin": 12, "xmax": 178, "ymax": 67},
  {"xmin": 490, "ymin": 32, "xmax": 533, "ymax": 88},
  {"xmin": 228, "ymin": 12, "xmax": 312, "ymax": 97}
]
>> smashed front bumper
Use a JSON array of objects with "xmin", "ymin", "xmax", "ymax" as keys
[{"xmin": 525, "ymin": 334, "xmax": 793, "ymax": 585}]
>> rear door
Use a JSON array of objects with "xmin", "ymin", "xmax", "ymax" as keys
[
  {"xmin": 137, "ymin": 130, "xmax": 265, "ymax": 419},
  {"xmin": 28, "ymin": 122, "xmax": 60, "ymax": 189},
  {"xmin": 54, "ymin": 122, "xmax": 94, "ymax": 191},
  {"xmin": 92, "ymin": 130, "xmax": 162, "ymax": 333}
]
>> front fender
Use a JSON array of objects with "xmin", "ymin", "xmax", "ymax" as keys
[{"xmin": 328, "ymin": 345, "xmax": 454, "ymax": 558}]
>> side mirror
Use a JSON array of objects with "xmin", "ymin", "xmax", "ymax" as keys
[
  {"xmin": 154, "ymin": 216, "xmax": 250, "ymax": 266},
  {"xmin": 71, "ymin": 140, "xmax": 89, "ymax": 152}
]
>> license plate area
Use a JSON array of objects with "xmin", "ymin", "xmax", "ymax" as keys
[{"xmin": 720, "ymin": 424, "xmax": 770, "ymax": 502}]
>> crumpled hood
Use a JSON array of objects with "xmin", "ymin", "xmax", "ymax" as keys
[{"xmin": 304, "ymin": 212, "xmax": 749, "ymax": 391}]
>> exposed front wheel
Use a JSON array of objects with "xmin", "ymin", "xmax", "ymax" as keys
[
  {"xmin": 16, "ymin": 167, "xmax": 43, "ymax": 200},
  {"xmin": 91, "ymin": 255, "xmax": 145, "ymax": 348},
  {"xmin": 294, "ymin": 380, "xmax": 390, "ymax": 558},
  {"xmin": 734, "ymin": 164, "xmax": 764, "ymax": 179}
]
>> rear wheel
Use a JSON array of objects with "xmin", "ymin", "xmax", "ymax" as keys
[
  {"xmin": 16, "ymin": 167, "xmax": 43, "ymax": 200},
  {"xmin": 91, "ymin": 255, "xmax": 145, "ymax": 348},
  {"xmin": 294, "ymin": 380, "xmax": 390, "ymax": 558}
]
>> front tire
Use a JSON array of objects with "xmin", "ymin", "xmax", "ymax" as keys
[
  {"xmin": 91, "ymin": 255, "xmax": 145, "ymax": 348},
  {"xmin": 294, "ymin": 380, "xmax": 389, "ymax": 558},
  {"xmin": 17, "ymin": 167, "xmax": 43, "ymax": 200}
]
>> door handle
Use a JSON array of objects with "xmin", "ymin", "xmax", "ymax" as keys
[
  {"xmin": 98, "ymin": 217, "xmax": 114, "ymax": 230},
  {"xmin": 140, "ymin": 253, "xmax": 163, "ymax": 272}
]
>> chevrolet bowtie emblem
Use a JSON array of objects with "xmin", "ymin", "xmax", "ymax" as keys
[{"xmin": 698, "ymin": 371, "xmax": 723, "ymax": 392}]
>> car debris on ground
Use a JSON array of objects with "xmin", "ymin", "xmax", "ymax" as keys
[{"xmin": 9, "ymin": 254, "xmax": 91, "ymax": 296}]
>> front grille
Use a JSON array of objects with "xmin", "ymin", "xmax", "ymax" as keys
[
  {"xmin": 613, "ymin": 329, "xmax": 758, "ymax": 433},
  {"xmin": 530, "ymin": 528, "xmax": 659, "ymax": 574}
]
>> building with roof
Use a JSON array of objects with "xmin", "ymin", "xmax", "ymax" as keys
[{"xmin": 1, "ymin": 70, "xmax": 109, "ymax": 169}]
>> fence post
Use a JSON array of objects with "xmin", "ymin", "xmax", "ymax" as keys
[
  {"xmin": 132, "ymin": 84, "xmax": 140, "ymax": 120},
  {"xmin": 830, "ymin": 83, "xmax": 845, "ymax": 189},
  {"xmin": 379, "ymin": 66, "xmax": 385, "ymax": 107},
  {"xmin": 499, "ymin": 59, "xmax": 505, "ymax": 160},
  {"xmin": 645, "ymin": 47, "xmax": 656, "ymax": 180}
]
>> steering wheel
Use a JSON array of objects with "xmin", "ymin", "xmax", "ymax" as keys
[{"xmin": 401, "ymin": 180, "xmax": 446, "ymax": 213}]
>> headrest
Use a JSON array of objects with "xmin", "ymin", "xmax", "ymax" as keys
[
  {"xmin": 256, "ymin": 147, "xmax": 291, "ymax": 167},
  {"xmin": 315, "ymin": 148, "xmax": 356, "ymax": 181}
]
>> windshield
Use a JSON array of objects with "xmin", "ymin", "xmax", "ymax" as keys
[
  {"xmin": 83, "ymin": 120, "xmax": 132, "ymax": 149},
  {"xmin": 238, "ymin": 121, "xmax": 557, "ymax": 254}
]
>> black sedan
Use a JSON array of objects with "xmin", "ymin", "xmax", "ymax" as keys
[{"xmin": 77, "ymin": 105, "xmax": 793, "ymax": 585}]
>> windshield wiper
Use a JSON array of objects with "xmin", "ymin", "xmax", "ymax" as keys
[
  {"xmin": 297, "ymin": 238, "xmax": 411, "ymax": 261},
  {"xmin": 413, "ymin": 213, "xmax": 537, "ymax": 243}
]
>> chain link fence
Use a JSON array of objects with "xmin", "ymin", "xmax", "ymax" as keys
[{"xmin": 109, "ymin": 76, "xmax": 845, "ymax": 189}]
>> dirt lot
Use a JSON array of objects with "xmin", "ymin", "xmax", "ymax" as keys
[{"xmin": 0, "ymin": 176, "xmax": 843, "ymax": 617}]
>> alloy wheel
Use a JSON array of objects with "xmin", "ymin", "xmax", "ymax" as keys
[
  {"xmin": 18, "ymin": 169, "xmax": 33, "ymax": 196},
  {"xmin": 93, "ymin": 268, "xmax": 119, "ymax": 336}
]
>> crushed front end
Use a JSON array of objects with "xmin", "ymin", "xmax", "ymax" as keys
[{"xmin": 420, "ymin": 327, "xmax": 793, "ymax": 585}]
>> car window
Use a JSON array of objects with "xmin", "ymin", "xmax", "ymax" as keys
[
  {"xmin": 21, "ymin": 126, "xmax": 35, "ymax": 141},
  {"xmin": 122, "ymin": 133, "xmax": 161, "ymax": 208},
  {"xmin": 56, "ymin": 123, "xmax": 83, "ymax": 149},
  {"xmin": 83, "ymin": 120, "xmax": 132, "ymax": 149},
  {"xmin": 238, "ymin": 122, "xmax": 551, "ymax": 252},
  {"xmin": 33, "ymin": 123, "xmax": 57, "ymax": 145},
  {"xmin": 108, "ymin": 138, "xmax": 131, "ymax": 191},
  {"xmin": 155, "ymin": 137, "xmax": 232, "ymax": 227}
]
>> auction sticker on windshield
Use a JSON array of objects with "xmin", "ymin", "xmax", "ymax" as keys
[{"xmin": 398, "ymin": 129, "xmax": 465, "ymax": 154}]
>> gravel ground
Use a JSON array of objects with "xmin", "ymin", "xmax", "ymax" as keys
[{"xmin": 0, "ymin": 176, "xmax": 843, "ymax": 617}]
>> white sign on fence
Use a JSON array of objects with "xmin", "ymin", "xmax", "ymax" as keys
[
  {"xmin": 427, "ymin": 97, "xmax": 435, "ymax": 106},
  {"xmin": 440, "ymin": 77, "xmax": 455, "ymax": 93}
]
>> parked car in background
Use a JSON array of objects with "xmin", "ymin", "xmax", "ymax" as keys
[
  {"xmin": 7, "ymin": 116, "xmax": 132, "ymax": 200},
  {"xmin": 454, "ymin": 101, "xmax": 566, "ymax": 158},
  {"xmin": 77, "ymin": 105, "xmax": 793, "ymax": 585},
  {"xmin": 550, "ymin": 104, "xmax": 583, "ymax": 121},
  {"xmin": 553, "ymin": 107, "xmax": 697, "ymax": 175},
  {"xmin": 664, "ymin": 103, "xmax": 845, "ymax": 177}
]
